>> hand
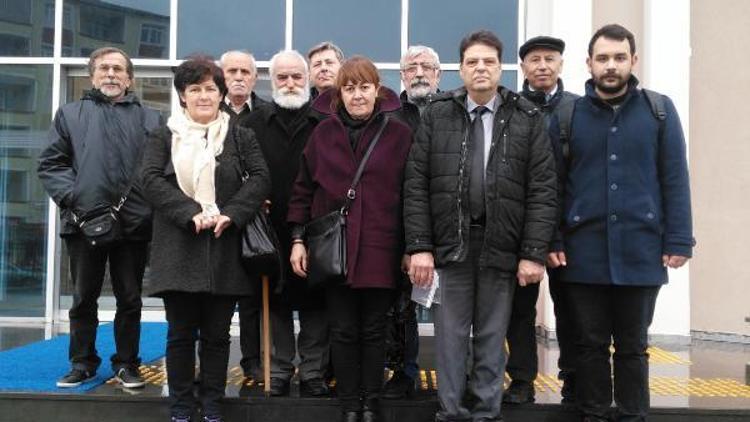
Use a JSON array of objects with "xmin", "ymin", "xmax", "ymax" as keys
[
  {"xmin": 401, "ymin": 254, "xmax": 411, "ymax": 274},
  {"xmin": 408, "ymin": 252, "xmax": 434, "ymax": 288},
  {"xmin": 290, "ymin": 243, "xmax": 308, "ymax": 278},
  {"xmin": 213, "ymin": 215, "xmax": 232, "ymax": 238},
  {"xmin": 191, "ymin": 213, "xmax": 217, "ymax": 234},
  {"xmin": 517, "ymin": 259, "xmax": 545, "ymax": 287},
  {"xmin": 662, "ymin": 254, "xmax": 689, "ymax": 269},
  {"xmin": 546, "ymin": 251, "xmax": 567, "ymax": 268}
]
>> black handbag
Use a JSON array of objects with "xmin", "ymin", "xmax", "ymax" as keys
[
  {"xmin": 305, "ymin": 116, "xmax": 389, "ymax": 289},
  {"xmin": 74, "ymin": 183, "xmax": 133, "ymax": 248},
  {"xmin": 233, "ymin": 128, "xmax": 282, "ymax": 278}
]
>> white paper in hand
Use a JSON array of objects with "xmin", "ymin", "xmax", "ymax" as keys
[{"xmin": 411, "ymin": 270, "xmax": 440, "ymax": 308}]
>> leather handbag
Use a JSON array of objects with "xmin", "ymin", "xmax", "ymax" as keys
[
  {"xmin": 305, "ymin": 116, "xmax": 389, "ymax": 289},
  {"xmin": 76, "ymin": 206, "xmax": 123, "ymax": 248}
]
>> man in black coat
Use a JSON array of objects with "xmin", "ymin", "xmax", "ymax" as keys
[
  {"xmin": 503, "ymin": 35, "xmax": 580, "ymax": 405},
  {"xmin": 219, "ymin": 48, "xmax": 270, "ymax": 383},
  {"xmin": 383, "ymin": 44, "xmax": 442, "ymax": 400},
  {"xmin": 403, "ymin": 31, "xmax": 558, "ymax": 422},
  {"xmin": 238, "ymin": 49, "xmax": 329, "ymax": 397},
  {"xmin": 37, "ymin": 47, "xmax": 161, "ymax": 389}
]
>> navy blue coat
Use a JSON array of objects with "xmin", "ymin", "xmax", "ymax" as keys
[{"xmin": 550, "ymin": 78, "xmax": 693, "ymax": 286}]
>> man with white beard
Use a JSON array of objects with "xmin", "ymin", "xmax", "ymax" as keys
[{"xmin": 239, "ymin": 50, "xmax": 330, "ymax": 397}]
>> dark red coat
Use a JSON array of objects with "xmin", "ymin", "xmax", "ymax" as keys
[{"xmin": 287, "ymin": 87, "xmax": 413, "ymax": 289}]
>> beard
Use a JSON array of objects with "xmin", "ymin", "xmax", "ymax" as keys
[
  {"xmin": 594, "ymin": 72, "xmax": 629, "ymax": 94},
  {"xmin": 407, "ymin": 79, "xmax": 435, "ymax": 102},
  {"xmin": 272, "ymin": 85, "xmax": 310, "ymax": 110}
]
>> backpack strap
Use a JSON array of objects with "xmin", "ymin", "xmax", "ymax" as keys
[
  {"xmin": 642, "ymin": 88, "xmax": 667, "ymax": 147},
  {"xmin": 555, "ymin": 98, "xmax": 577, "ymax": 162}
]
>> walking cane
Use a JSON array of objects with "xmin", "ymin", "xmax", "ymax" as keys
[{"xmin": 262, "ymin": 274, "xmax": 271, "ymax": 397}]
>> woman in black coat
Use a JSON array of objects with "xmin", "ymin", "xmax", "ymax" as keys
[{"xmin": 141, "ymin": 57, "xmax": 269, "ymax": 422}]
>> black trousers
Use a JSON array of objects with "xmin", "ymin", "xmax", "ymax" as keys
[
  {"xmin": 238, "ymin": 295, "xmax": 261, "ymax": 379},
  {"xmin": 548, "ymin": 269, "xmax": 577, "ymax": 381},
  {"xmin": 65, "ymin": 236, "xmax": 147, "ymax": 372},
  {"xmin": 163, "ymin": 292, "xmax": 237, "ymax": 418},
  {"xmin": 565, "ymin": 283, "xmax": 660, "ymax": 421},
  {"xmin": 326, "ymin": 285, "xmax": 394, "ymax": 412},
  {"xmin": 505, "ymin": 281, "xmax": 540, "ymax": 382}
]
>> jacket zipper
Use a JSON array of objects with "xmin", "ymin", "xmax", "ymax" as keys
[{"xmin": 453, "ymin": 112, "xmax": 471, "ymax": 261}]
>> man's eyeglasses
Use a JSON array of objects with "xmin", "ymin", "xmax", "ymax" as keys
[{"xmin": 402, "ymin": 62, "xmax": 438, "ymax": 75}]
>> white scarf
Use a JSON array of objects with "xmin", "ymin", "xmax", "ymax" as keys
[{"xmin": 167, "ymin": 109, "xmax": 230, "ymax": 217}]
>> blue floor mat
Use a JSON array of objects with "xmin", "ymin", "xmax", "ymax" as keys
[{"xmin": 0, "ymin": 322, "xmax": 167, "ymax": 393}]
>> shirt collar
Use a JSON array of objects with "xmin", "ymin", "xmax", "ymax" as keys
[
  {"xmin": 528, "ymin": 82, "xmax": 559, "ymax": 101},
  {"xmin": 224, "ymin": 95, "xmax": 252, "ymax": 113},
  {"xmin": 466, "ymin": 93, "xmax": 499, "ymax": 114}
]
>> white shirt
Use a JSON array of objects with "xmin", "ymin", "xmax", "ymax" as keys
[{"xmin": 467, "ymin": 94, "xmax": 499, "ymax": 170}]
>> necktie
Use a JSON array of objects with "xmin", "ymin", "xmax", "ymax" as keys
[{"xmin": 469, "ymin": 106, "xmax": 488, "ymax": 221}]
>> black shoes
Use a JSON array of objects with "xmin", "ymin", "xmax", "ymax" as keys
[
  {"xmin": 56, "ymin": 368, "xmax": 96, "ymax": 388},
  {"xmin": 114, "ymin": 366, "xmax": 146, "ymax": 388},
  {"xmin": 361, "ymin": 409, "xmax": 378, "ymax": 422},
  {"xmin": 341, "ymin": 411, "xmax": 359, "ymax": 422},
  {"xmin": 300, "ymin": 377, "xmax": 330, "ymax": 397},
  {"xmin": 382, "ymin": 371, "xmax": 415, "ymax": 399},
  {"xmin": 502, "ymin": 379, "xmax": 535, "ymax": 404},
  {"xmin": 560, "ymin": 375, "xmax": 577, "ymax": 405},
  {"xmin": 268, "ymin": 377, "xmax": 290, "ymax": 396}
]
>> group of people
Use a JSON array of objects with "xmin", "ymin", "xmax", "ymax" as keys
[{"xmin": 37, "ymin": 22, "xmax": 693, "ymax": 422}]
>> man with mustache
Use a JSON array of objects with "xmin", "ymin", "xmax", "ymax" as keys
[
  {"xmin": 239, "ymin": 50, "xmax": 330, "ymax": 397},
  {"xmin": 548, "ymin": 24, "xmax": 693, "ymax": 421},
  {"xmin": 220, "ymin": 50, "xmax": 269, "ymax": 122},
  {"xmin": 307, "ymin": 41, "xmax": 344, "ymax": 99},
  {"xmin": 382, "ymin": 45, "xmax": 442, "ymax": 400},
  {"xmin": 217, "ymin": 49, "xmax": 271, "ymax": 384},
  {"xmin": 38, "ymin": 47, "xmax": 161, "ymax": 389},
  {"xmin": 503, "ymin": 35, "xmax": 579, "ymax": 406}
]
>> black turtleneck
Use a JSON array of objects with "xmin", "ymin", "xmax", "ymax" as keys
[
  {"xmin": 337, "ymin": 107, "xmax": 372, "ymax": 150},
  {"xmin": 604, "ymin": 91, "xmax": 628, "ymax": 110}
]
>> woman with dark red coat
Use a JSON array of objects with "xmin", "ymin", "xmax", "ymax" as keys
[{"xmin": 287, "ymin": 56, "xmax": 413, "ymax": 422}]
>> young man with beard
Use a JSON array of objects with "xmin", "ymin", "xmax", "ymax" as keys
[
  {"xmin": 382, "ymin": 45, "xmax": 442, "ymax": 400},
  {"xmin": 239, "ymin": 50, "xmax": 330, "ymax": 397},
  {"xmin": 503, "ymin": 35, "xmax": 580, "ymax": 405},
  {"xmin": 220, "ymin": 50, "xmax": 269, "ymax": 122},
  {"xmin": 548, "ymin": 24, "xmax": 693, "ymax": 421}
]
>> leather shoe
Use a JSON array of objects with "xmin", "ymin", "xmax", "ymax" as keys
[
  {"xmin": 300, "ymin": 377, "xmax": 330, "ymax": 396},
  {"xmin": 382, "ymin": 371, "xmax": 415, "ymax": 399},
  {"xmin": 268, "ymin": 378, "xmax": 289, "ymax": 396},
  {"xmin": 560, "ymin": 376, "xmax": 576, "ymax": 405},
  {"xmin": 341, "ymin": 411, "xmax": 359, "ymax": 422},
  {"xmin": 502, "ymin": 380, "xmax": 535, "ymax": 404}
]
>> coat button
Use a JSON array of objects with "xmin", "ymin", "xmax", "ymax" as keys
[
  {"xmin": 573, "ymin": 215, "xmax": 581, "ymax": 222},
  {"xmin": 610, "ymin": 154, "xmax": 617, "ymax": 161},
  {"xmin": 610, "ymin": 214, "xmax": 618, "ymax": 222},
  {"xmin": 610, "ymin": 183, "xmax": 618, "ymax": 191},
  {"xmin": 647, "ymin": 212, "xmax": 655, "ymax": 219},
  {"xmin": 611, "ymin": 126, "xmax": 618, "ymax": 133}
]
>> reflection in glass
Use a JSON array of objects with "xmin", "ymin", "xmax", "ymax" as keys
[
  {"xmin": 0, "ymin": 0, "xmax": 54, "ymax": 57},
  {"xmin": 409, "ymin": 0, "xmax": 519, "ymax": 64},
  {"xmin": 178, "ymin": 0, "xmax": 284, "ymax": 60},
  {"xmin": 0, "ymin": 65, "xmax": 52, "ymax": 317},
  {"xmin": 293, "ymin": 0, "xmax": 400, "ymax": 62},
  {"xmin": 62, "ymin": 0, "xmax": 170, "ymax": 59}
]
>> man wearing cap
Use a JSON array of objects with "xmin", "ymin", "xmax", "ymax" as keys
[{"xmin": 503, "ymin": 35, "xmax": 580, "ymax": 405}]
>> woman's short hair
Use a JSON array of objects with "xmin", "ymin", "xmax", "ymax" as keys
[
  {"xmin": 331, "ymin": 55, "xmax": 383, "ymax": 111},
  {"xmin": 173, "ymin": 55, "xmax": 227, "ymax": 107}
]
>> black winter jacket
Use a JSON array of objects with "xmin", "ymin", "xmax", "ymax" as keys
[
  {"xmin": 141, "ymin": 122, "xmax": 270, "ymax": 297},
  {"xmin": 403, "ymin": 86, "xmax": 558, "ymax": 271},
  {"xmin": 37, "ymin": 90, "xmax": 162, "ymax": 240}
]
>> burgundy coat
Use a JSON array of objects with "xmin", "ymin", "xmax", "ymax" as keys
[{"xmin": 287, "ymin": 87, "xmax": 413, "ymax": 289}]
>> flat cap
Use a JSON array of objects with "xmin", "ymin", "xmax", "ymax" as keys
[{"xmin": 519, "ymin": 36, "xmax": 565, "ymax": 60}]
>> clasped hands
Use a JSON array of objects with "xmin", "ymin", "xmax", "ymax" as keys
[{"xmin": 191, "ymin": 212, "xmax": 232, "ymax": 237}]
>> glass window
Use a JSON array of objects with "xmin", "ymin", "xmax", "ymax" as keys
[
  {"xmin": 0, "ymin": 0, "xmax": 54, "ymax": 57},
  {"xmin": 178, "ymin": 0, "xmax": 285, "ymax": 60},
  {"xmin": 0, "ymin": 65, "xmax": 53, "ymax": 317},
  {"xmin": 294, "ymin": 0, "xmax": 400, "ymax": 62},
  {"xmin": 409, "ymin": 0, "xmax": 519, "ymax": 64},
  {"xmin": 63, "ymin": 0, "xmax": 170, "ymax": 59},
  {"xmin": 380, "ymin": 69, "xmax": 402, "ymax": 94},
  {"xmin": 439, "ymin": 70, "xmax": 518, "ymax": 92}
]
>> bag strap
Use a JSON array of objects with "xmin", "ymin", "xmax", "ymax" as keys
[
  {"xmin": 341, "ymin": 116, "xmax": 389, "ymax": 214},
  {"xmin": 555, "ymin": 98, "xmax": 576, "ymax": 163}
]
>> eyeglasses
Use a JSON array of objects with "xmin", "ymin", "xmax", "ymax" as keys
[
  {"xmin": 402, "ymin": 62, "xmax": 438, "ymax": 75},
  {"xmin": 95, "ymin": 64, "xmax": 127, "ymax": 74}
]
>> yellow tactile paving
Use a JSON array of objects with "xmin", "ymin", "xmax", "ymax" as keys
[{"xmin": 111, "ymin": 364, "xmax": 749, "ymax": 399}]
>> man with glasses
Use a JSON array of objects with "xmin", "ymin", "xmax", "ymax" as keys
[
  {"xmin": 38, "ymin": 47, "xmax": 161, "ymax": 389},
  {"xmin": 239, "ymin": 50, "xmax": 329, "ymax": 397},
  {"xmin": 383, "ymin": 45, "xmax": 442, "ymax": 400}
]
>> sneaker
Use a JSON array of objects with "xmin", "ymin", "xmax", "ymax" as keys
[
  {"xmin": 56, "ymin": 368, "xmax": 96, "ymax": 388},
  {"xmin": 114, "ymin": 367, "xmax": 146, "ymax": 388},
  {"xmin": 382, "ymin": 371, "xmax": 415, "ymax": 399}
]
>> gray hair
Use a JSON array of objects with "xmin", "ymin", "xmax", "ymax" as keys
[
  {"xmin": 87, "ymin": 46, "xmax": 134, "ymax": 80},
  {"xmin": 219, "ymin": 50, "xmax": 257, "ymax": 76},
  {"xmin": 306, "ymin": 41, "xmax": 344, "ymax": 63},
  {"xmin": 400, "ymin": 45, "xmax": 441, "ymax": 70},
  {"xmin": 269, "ymin": 49, "xmax": 309, "ymax": 78}
]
